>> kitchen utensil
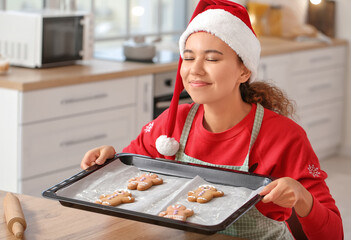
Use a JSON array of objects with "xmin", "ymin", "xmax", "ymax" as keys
[{"xmin": 3, "ymin": 193, "xmax": 27, "ymax": 239}]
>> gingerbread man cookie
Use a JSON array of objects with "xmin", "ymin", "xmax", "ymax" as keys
[
  {"xmin": 159, "ymin": 204, "xmax": 194, "ymax": 221},
  {"xmin": 128, "ymin": 173, "xmax": 163, "ymax": 191},
  {"xmin": 187, "ymin": 185, "xmax": 224, "ymax": 203},
  {"xmin": 95, "ymin": 189, "xmax": 135, "ymax": 206}
]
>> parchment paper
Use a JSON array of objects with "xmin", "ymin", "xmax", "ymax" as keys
[{"xmin": 57, "ymin": 159, "xmax": 263, "ymax": 226}]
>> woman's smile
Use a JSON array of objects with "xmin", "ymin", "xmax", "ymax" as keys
[{"xmin": 188, "ymin": 80, "xmax": 211, "ymax": 88}]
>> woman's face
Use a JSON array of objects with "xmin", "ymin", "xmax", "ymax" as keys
[{"xmin": 180, "ymin": 32, "xmax": 251, "ymax": 105}]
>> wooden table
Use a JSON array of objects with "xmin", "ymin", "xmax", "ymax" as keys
[{"xmin": 0, "ymin": 190, "xmax": 239, "ymax": 240}]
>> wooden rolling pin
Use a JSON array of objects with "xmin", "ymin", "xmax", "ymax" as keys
[{"xmin": 3, "ymin": 192, "xmax": 27, "ymax": 239}]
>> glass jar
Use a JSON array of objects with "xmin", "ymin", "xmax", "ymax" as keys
[{"xmin": 268, "ymin": 5, "xmax": 282, "ymax": 37}]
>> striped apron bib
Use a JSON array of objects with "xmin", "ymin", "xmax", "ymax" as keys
[{"xmin": 175, "ymin": 103, "xmax": 294, "ymax": 239}]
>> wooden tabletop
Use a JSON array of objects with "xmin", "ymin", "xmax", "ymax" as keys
[{"xmin": 0, "ymin": 190, "xmax": 239, "ymax": 240}]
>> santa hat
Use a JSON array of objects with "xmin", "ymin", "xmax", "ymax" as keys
[{"xmin": 155, "ymin": 0, "xmax": 261, "ymax": 156}]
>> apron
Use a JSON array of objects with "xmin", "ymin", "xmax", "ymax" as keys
[{"xmin": 175, "ymin": 103, "xmax": 294, "ymax": 240}]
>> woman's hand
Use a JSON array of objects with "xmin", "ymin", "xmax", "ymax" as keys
[
  {"xmin": 80, "ymin": 145, "xmax": 116, "ymax": 170},
  {"xmin": 260, "ymin": 177, "xmax": 313, "ymax": 217}
]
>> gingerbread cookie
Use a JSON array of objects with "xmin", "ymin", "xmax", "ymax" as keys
[
  {"xmin": 95, "ymin": 189, "xmax": 135, "ymax": 206},
  {"xmin": 159, "ymin": 204, "xmax": 194, "ymax": 221},
  {"xmin": 128, "ymin": 172, "xmax": 163, "ymax": 191},
  {"xmin": 187, "ymin": 185, "xmax": 224, "ymax": 203}
]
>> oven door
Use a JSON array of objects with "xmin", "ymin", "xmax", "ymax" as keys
[
  {"xmin": 153, "ymin": 91, "xmax": 193, "ymax": 119},
  {"xmin": 41, "ymin": 16, "xmax": 84, "ymax": 67}
]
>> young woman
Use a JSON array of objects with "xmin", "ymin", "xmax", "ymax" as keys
[{"xmin": 81, "ymin": 0, "xmax": 343, "ymax": 239}]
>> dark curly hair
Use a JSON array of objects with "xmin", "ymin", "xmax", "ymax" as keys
[
  {"xmin": 236, "ymin": 55, "xmax": 296, "ymax": 119},
  {"xmin": 240, "ymin": 81, "xmax": 296, "ymax": 119}
]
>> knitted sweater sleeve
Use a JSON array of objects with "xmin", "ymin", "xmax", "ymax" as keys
[
  {"xmin": 255, "ymin": 115, "xmax": 343, "ymax": 240},
  {"xmin": 292, "ymin": 136, "xmax": 344, "ymax": 240}
]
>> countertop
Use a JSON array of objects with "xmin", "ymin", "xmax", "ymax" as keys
[
  {"xmin": 0, "ymin": 37, "xmax": 347, "ymax": 92},
  {"xmin": 0, "ymin": 190, "xmax": 240, "ymax": 240}
]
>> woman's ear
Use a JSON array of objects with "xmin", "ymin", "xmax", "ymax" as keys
[{"xmin": 239, "ymin": 64, "xmax": 251, "ymax": 83}]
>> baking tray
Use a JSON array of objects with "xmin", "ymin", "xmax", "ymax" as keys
[{"xmin": 42, "ymin": 153, "xmax": 272, "ymax": 235}]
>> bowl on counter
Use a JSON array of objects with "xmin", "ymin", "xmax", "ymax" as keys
[{"xmin": 123, "ymin": 36, "xmax": 156, "ymax": 62}]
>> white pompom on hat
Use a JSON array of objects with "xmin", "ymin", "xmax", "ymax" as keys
[{"xmin": 155, "ymin": 0, "xmax": 261, "ymax": 156}]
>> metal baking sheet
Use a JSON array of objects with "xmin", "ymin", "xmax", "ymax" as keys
[{"xmin": 42, "ymin": 153, "xmax": 272, "ymax": 235}]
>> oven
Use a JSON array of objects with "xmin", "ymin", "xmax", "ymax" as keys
[{"xmin": 153, "ymin": 71, "xmax": 193, "ymax": 119}]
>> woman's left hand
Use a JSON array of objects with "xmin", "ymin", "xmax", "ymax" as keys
[{"xmin": 260, "ymin": 177, "xmax": 313, "ymax": 217}]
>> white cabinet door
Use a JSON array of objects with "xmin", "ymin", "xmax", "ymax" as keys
[
  {"xmin": 21, "ymin": 106, "xmax": 136, "ymax": 180},
  {"xmin": 135, "ymin": 74, "xmax": 153, "ymax": 138},
  {"xmin": 258, "ymin": 54, "xmax": 291, "ymax": 91},
  {"xmin": 0, "ymin": 88, "xmax": 20, "ymax": 193}
]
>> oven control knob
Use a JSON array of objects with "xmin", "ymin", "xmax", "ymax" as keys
[{"xmin": 164, "ymin": 78, "xmax": 172, "ymax": 87}]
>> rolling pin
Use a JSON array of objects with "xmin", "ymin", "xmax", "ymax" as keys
[{"xmin": 3, "ymin": 192, "xmax": 27, "ymax": 239}]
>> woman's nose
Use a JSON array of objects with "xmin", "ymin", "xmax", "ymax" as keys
[{"xmin": 190, "ymin": 59, "xmax": 205, "ymax": 75}]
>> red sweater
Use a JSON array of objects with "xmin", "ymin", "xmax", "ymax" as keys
[{"xmin": 123, "ymin": 103, "xmax": 343, "ymax": 239}]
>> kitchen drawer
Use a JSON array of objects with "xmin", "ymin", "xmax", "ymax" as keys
[
  {"xmin": 298, "ymin": 100, "xmax": 343, "ymax": 152},
  {"xmin": 291, "ymin": 46, "xmax": 346, "ymax": 73},
  {"xmin": 21, "ymin": 77, "xmax": 136, "ymax": 123},
  {"xmin": 21, "ymin": 106, "xmax": 136, "ymax": 179},
  {"xmin": 290, "ymin": 67, "xmax": 344, "ymax": 108},
  {"xmin": 21, "ymin": 166, "xmax": 80, "ymax": 197}
]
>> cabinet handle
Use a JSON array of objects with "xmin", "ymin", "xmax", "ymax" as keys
[
  {"xmin": 259, "ymin": 63, "xmax": 267, "ymax": 79},
  {"xmin": 60, "ymin": 93, "xmax": 108, "ymax": 105},
  {"xmin": 309, "ymin": 83, "xmax": 331, "ymax": 92},
  {"xmin": 310, "ymin": 56, "xmax": 332, "ymax": 64},
  {"xmin": 143, "ymin": 82, "xmax": 151, "ymax": 113},
  {"xmin": 60, "ymin": 134, "xmax": 107, "ymax": 147},
  {"xmin": 307, "ymin": 118, "xmax": 330, "ymax": 128}
]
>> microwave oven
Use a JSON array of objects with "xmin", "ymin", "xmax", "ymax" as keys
[{"xmin": 0, "ymin": 10, "xmax": 93, "ymax": 68}]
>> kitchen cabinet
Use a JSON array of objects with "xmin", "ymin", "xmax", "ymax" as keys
[
  {"xmin": 258, "ymin": 45, "xmax": 346, "ymax": 159},
  {"xmin": 290, "ymin": 46, "xmax": 345, "ymax": 159},
  {"xmin": 258, "ymin": 54, "xmax": 291, "ymax": 90},
  {"xmin": 0, "ymin": 74, "xmax": 153, "ymax": 196}
]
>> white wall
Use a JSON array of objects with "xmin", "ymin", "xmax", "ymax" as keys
[{"xmin": 335, "ymin": 0, "xmax": 351, "ymax": 157}]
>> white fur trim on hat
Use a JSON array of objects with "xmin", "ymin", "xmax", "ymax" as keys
[
  {"xmin": 155, "ymin": 135, "xmax": 180, "ymax": 156},
  {"xmin": 179, "ymin": 9, "xmax": 261, "ymax": 81}
]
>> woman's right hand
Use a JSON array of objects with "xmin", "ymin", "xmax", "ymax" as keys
[{"xmin": 80, "ymin": 145, "xmax": 116, "ymax": 169}]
